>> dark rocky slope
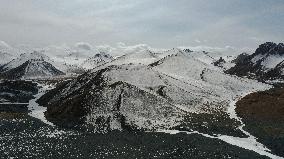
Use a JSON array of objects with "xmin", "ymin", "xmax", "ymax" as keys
[
  {"xmin": 0, "ymin": 80, "xmax": 39, "ymax": 114},
  {"xmin": 0, "ymin": 80, "xmax": 38, "ymax": 103}
]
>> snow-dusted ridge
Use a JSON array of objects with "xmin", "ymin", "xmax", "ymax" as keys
[{"xmin": 81, "ymin": 52, "xmax": 114, "ymax": 70}]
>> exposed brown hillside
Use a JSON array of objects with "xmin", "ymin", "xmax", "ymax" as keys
[
  {"xmin": 236, "ymin": 88, "xmax": 284, "ymax": 120},
  {"xmin": 236, "ymin": 88, "xmax": 284, "ymax": 157}
]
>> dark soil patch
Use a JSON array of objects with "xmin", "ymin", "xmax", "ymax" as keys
[
  {"xmin": 236, "ymin": 87, "xmax": 284, "ymax": 157},
  {"xmin": 0, "ymin": 114, "xmax": 270, "ymax": 159},
  {"xmin": 0, "ymin": 80, "xmax": 38, "ymax": 103},
  {"xmin": 0, "ymin": 104, "xmax": 29, "ymax": 113},
  {"xmin": 175, "ymin": 112, "xmax": 246, "ymax": 138}
]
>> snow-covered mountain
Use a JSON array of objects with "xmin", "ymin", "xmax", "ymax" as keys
[
  {"xmin": 0, "ymin": 51, "xmax": 64, "ymax": 79},
  {"xmin": 0, "ymin": 45, "xmax": 113, "ymax": 76},
  {"xmin": 38, "ymin": 48, "xmax": 270, "ymax": 132},
  {"xmin": 227, "ymin": 42, "xmax": 284, "ymax": 81},
  {"xmin": 0, "ymin": 51, "xmax": 52, "ymax": 71},
  {"xmin": 0, "ymin": 59, "xmax": 64, "ymax": 80}
]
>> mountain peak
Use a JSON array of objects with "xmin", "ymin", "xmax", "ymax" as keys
[{"xmin": 255, "ymin": 42, "xmax": 284, "ymax": 56}]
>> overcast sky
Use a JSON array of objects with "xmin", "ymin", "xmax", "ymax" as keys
[{"xmin": 0, "ymin": 0, "xmax": 283, "ymax": 50}]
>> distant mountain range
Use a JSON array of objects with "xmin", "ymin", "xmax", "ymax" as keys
[
  {"xmin": 0, "ymin": 50, "xmax": 114, "ymax": 79},
  {"xmin": 1, "ymin": 42, "xmax": 284, "ymax": 83}
]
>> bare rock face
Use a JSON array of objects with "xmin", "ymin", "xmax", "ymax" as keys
[
  {"xmin": 231, "ymin": 53, "xmax": 250, "ymax": 64},
  {"xmin": 226, "ymin": 42, "xmax": 284, "ymax": 81},
  {"xmin": 213, "ymin": 57, "xmax": 226, "ymax": 67}
]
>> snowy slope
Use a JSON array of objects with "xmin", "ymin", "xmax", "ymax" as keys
[
  {"xmin": 150, "ymin": 50, "xmax": 270, "ymax": 112},
  {"xmin": 90, "ymin": 49, "xmax": 161, "ymax": 72},
  {"xmin": 156, "ymin": 48, "xmax": 237, "ymax": 70},
  {"xmin": 81, "ymin": 52, "xmax": 114, "ymax": 70},
  {"xmin": 111, "ymin": 49, "xmax": 159, "ymax": 65}
]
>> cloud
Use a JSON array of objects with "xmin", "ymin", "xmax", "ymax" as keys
[
  {"xmin": 75, "ymin": 42, "xmax": 93, "ymax": 51},
  {"xmin": 178, "ymin": 45, "xmax": 254, "ymax": 55},
  {"xmin": 1, "ymin": 39, "xmax": 258, "ymax": 60},
  {"xmin": 96, "ymin": 42, "xmax": 154, "ymax": 56},
  {"xmin": 0, "ymin": 41, "xmax": 12, "ymax": 50},
  {"xmin": 0, "ymin": 0, "xmax": 282, "ymax": 49},
  {"xmin": 194, "ymin": 39, "xmax": 201, "ymax": 43}
]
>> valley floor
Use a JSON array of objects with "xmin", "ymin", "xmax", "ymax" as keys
[{"xmin": 0, "ymin": 114, "xmax": 270, "ymax": 159}]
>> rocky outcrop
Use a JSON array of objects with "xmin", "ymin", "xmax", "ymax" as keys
[
  {"xmin": 226, "ymin": 42, "xmax": 284, "ymax": 81},
  {"xmin": 213, "ymin": 57, "xmax": 226, "ymax": 67}
]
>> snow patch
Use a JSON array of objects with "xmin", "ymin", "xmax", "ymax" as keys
[
  {"xmin": 261, "ymin": 55, "xmax": 284, "ymax": 69},
  {"xmin": 28, "ymin": 83, "xmax": 54, "ymax": 126}
]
